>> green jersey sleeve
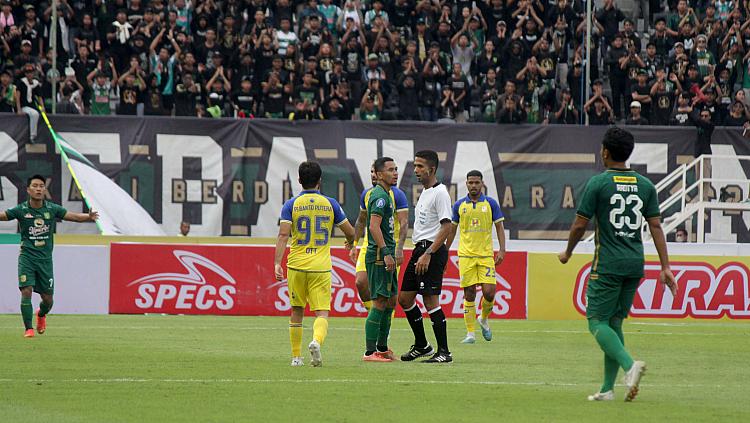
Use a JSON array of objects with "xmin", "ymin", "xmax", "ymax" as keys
[
  {"xmin": 576, "ymin": 178, "xmax": 599, "ymax": 220},
  {"xmin": 368, "ymin": 191, "xmax": 388, "ymax": 217},
  {"xmin": 4, "ymin": 205, "xmax": 22, "ymax": 221},
  {"xmin": 51, "ymin": 202, "xmax": 68, "ymax": 219}
]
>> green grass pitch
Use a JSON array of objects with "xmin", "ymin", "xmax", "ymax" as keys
[{"xmin": 1, "ymin": 315, "xmax": 748, "ymax": 422}]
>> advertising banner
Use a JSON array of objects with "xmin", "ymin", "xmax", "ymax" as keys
[
  {"xmin": 109, "ymin": 243, "xmax": 527, "ymax": 318},
  {"xmin": 3, "ymin": 115, "xmax": 750, "ymax": 241},
  {"xmin": 0, "ymin": 244, "xmax": 109, "ymax": 314},
  {"xmin": 528, "ymin": 253, "xmax": 750, "ymax": 320}
]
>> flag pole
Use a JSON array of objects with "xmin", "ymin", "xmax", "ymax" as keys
[{"xmin": 38, "ymin": 105, "xmax": 104, "ymax": 233}]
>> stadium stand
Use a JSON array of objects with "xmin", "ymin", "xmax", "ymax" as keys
[{"xmin": 1, "ymin": 0, "xmax": 749, "ymax": 126}]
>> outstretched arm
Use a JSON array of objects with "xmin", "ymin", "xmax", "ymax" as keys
[{"xmin": 63, "ymin": 210, "xmax": 99, "ymax": 223}]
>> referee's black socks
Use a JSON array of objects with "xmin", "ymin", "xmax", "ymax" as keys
[
  {"xmin": 428, "ymin": 307, "xmax": 449, "ymax": 353},
  {"xmin": 403, "ymin": 303, "xmax": 428, "ymax": 348}
]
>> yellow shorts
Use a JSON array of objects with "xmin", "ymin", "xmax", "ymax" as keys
[
  {"xmin": 287, "ymin": 269, "xmax": 331, "ymax": 311},
  {"xmin": 356, "ymin": 246, "xmax": 367, "ymax": 273},
  {"xmin": 458, "ymin": 257, "xmax": 496, "ymax": 288}
]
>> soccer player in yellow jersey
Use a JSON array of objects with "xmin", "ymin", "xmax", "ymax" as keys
[
  {"xmin": 446, "ymin": 170, "xmax": 506, "ymax": 344},
  {"xmin": 274, "ymin": 161, "xmax": 355, "ymax": 367},
  {"xmin": 349, "ymin": 164, "xmax": 409, "ymax": 310}
]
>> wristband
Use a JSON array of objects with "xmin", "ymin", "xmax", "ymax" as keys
[{"xmin": 380, "ymin": 246, "xmax": 394, "ymax": 257}]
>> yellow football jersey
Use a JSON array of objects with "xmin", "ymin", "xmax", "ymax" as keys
[
  {"xmin": 280, "ymin": 190, "xmax": 348, "ymax": 272},
  {"xmin": 452, "ymin": 194, "xmax": 504, "ymax": 257},
  {"xmin": 359, "ymin": 185, "xmax": 408, "ymax": 248}
]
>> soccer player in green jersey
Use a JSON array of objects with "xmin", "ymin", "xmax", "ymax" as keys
[
  {"xmin": 559, "ymin": 128, "xmax": 677, "ymax": 402},
  {"xmin": 362, "ymin": 157, "xmax": 399, "ymax": 362},
  {"xmin": 0, "ymin": 175, "xmax": 99, "ymax": 338}
]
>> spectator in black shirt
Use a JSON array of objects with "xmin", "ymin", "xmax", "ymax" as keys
[
  {"xmin": 595, "ymin": 0, "xmax": 625, "ymax": 52},
  {"xmin": 117, "ymin": 65, "xmax": 145, "ymax": 115},
  {"xmin": 231, "ymin": 77, "xmax": 257, "ymax": 118},
  {"xmin": 670, "ymin": 93, "xmax": 692, "ymax": 125},
  {"xmin": 626, "ymin": 100, "xmax": 649, "ymax": 125},
  {"xmin": 605, "ymin": 34, "xmax": 627, "ymax": 119},
  {"xmin": 650, "ymin": 70, "xmax": 682, "ymax": 126},
  {"xmin": 397, "ymin": 71, "xmax": 420, "ymax": 120},
  {"xmin": 496, "ymin": 95, "xmax": 525, "ymax": 124},
  {"xmin": 554, "ymin": 88, "xmax": 579, "ymax": 124},
  {"xmin": 724, "ymin": 101, "xmax": 749, "ymax": 126},
  {"xmin": 174, "ymin": 72, "xmax": 203, "ymax": 117},
  {"xmin": 630, "ymin": 70, "xmax": 652, "ymax": 119},
  {"xmin": 585, "ymin": 96, "xmax": 614, "ymax": 125}
]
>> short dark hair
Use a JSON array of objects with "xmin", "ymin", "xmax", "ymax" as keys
[
  {"xmin": 27, "ymin": 174, "xmax": 45, "ymax": 186},
  {"xmin": 602, "ymin": 127, "xmax": 635, "ymax": 162},
  {"xmin": 298, "ymin": 161, "xmax": 322, "ymax": 189},
  {"xmin": 466, "ymin": 170, "xmax": 483, "ymax": 179},
  {"xmin": 373, "ymin": 156, "xmax": 394, "ymax": 172},
  {"xmin": 415, "ymin": 150, "xmax": 439, "ymax": 170}
]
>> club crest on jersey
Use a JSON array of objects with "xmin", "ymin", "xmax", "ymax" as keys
[
  {"xmin": 20, "ymin": 275, "xmax": 26, "ymax": 283},
  {"xmin": 44, "ymin": 212, "xmax": 51, "ymax": 219}
]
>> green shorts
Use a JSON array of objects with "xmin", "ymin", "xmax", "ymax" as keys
[
  {"xmin": 585, "ymin": 273, "xmax": 640, "ymax": 321},
  {"xmin": 18, "ymin": 256, "xmax": 55, "ymax": 295},
  {"xmin": 366, "ymin": 261, "xmax": 398, "ymax": 299}
]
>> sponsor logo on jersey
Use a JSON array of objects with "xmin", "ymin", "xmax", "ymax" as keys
[
  {"xmin": 20, "ymin": 274, "xmax": 26, "ymax": 283},
  {"xmin": 574, "ymin": 262, "xmax": 750, "ymax": 319},
  {"xmin": 375, "ymin": 198, "xmax": 386, "ymax": 208},
  {"xmin": 613, "ymin": 176, "xmax": 637, "ymax": 183},
  {"xmin": 127, "ymin": 250, "xmax": 237, "ymax": 312},
  {"xmin": 24, "ymin": 213, "xmax": 33, "ymax": 218}
]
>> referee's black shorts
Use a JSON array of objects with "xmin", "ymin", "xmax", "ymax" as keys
[{"xmin": 401, "ymin": 240, "xmax": 448, "ymax": 295}]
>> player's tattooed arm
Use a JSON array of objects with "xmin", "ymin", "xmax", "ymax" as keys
[
  {"xmin": 350, "ymin": 209, "xmax": 367, "ymax": 263},
  {"xmin": 396, "ymin": 210, "xmax": 408, "ymax": 265},
  {"xmin": 63, "ymin": 210, "xmax": 100, "ymax": 222}
]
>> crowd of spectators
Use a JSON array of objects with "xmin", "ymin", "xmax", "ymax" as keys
[{"xmin": 1, "ymin": 0, "xmax": 750, "ymax": 128}]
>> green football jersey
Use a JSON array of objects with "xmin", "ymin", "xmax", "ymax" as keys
[
  {"xmin": 5, "ymin": 201, "xmax": 67, "ymax": 260},
  {"xmin": 576, "ymin": 169, "xmax": 660, "ymax": 278},
  {"xmin": 365, "ymin": 184, "xmax": 395, "ymax": 263}
]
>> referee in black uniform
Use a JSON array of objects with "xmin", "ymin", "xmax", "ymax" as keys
[{"xmin": 399, "ymin": 150, "xmax": 454, "ymax": 363}]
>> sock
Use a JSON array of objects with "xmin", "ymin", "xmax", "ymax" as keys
[
  {"xmin": 601, "ymin": 317, "xmax": 625, "ymax": 392},
  {"xmin": 429, "ymin": 307, "xmax": 449, "ymax": 353},
  {"xmin": 480, "ymin": 297, "xmax": 493, "ymax": 321},
  {"xmin": 463, "ymin": 300, "xmax": 476, "ymax": 334},
  {"xmin": 39, "ymin": 299, "xmax": 53, "ymax": 317},
  {"xmin": 588, "ymin": 319, "xmax": 634, "ymax": 372},
  {"xmin": 362, "ymin": 300, "xmax": 372, "ymax": 311},
  {"xmin": 21, "ymin": 297, "xmax": 33, "ymax": 330},
  {"xmin": 312, "ymin": 317, "xmax": 328, "ymax": 345},
  {"xmin": 377, "ymin": 307, "xmax": 393, "ymax": 351},
  {"xmin": 403, "ymin": 303, "xmax": 428, "ymax": 348},
  {"xmin": 366, "ymin": 308, "xmax": 384, "ymax": 353},
  {"xmin": 289, "ymin": 322, "xmax": 303, "ymax": 357}
]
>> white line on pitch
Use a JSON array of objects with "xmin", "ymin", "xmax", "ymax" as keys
[
  {"xmin": 0, "ymin": 377, "xmax": 738, "ymax": 389},
  {"xmin": 0, "ymin": 325, "xmax": 742, "ymax": 336}
]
